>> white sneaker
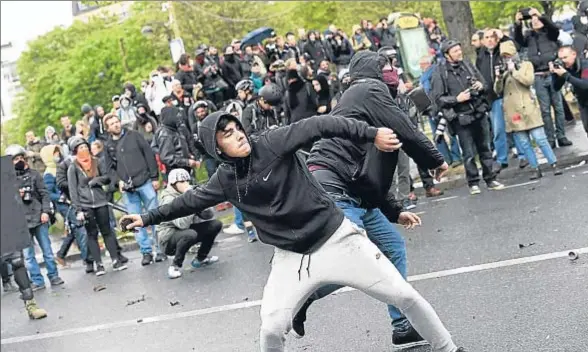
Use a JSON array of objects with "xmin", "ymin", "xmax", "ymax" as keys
[
  {"xmin": 167, "ymin": 266, "xmax": 182, "ymax": 279},
  {"xmin": 224, "ymin": 224, "xmax": 245, "ymax": 235}
]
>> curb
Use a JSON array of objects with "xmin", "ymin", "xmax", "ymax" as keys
[{"xmin": 413, "ymin": 152, "xmax": 588, "ymax": 195}]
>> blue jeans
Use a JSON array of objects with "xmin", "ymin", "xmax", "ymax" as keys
[
  {"xmin": 55, "ymin": 203, "xmax": 89, "ymax": 262},
  {"xmin": 234, "ymin": 207, "xmax": 245, "ymax": 230},
  {"xmin": 311, "ymin": 195, "xmax": 409, "ymax": 329},
  {"xmin": 491, "ymin": 99, "xmax": 509, "ymax": 165},
  {"xmin": 513, "ymin": 127, "xmax": 557, "ymax": 169},
  {"xmin": 534, "ymin": 75, "xmax": 566, "ymax": 143},
  {"xmin": 122, "ymin": 181, "xmax": 159, "ymax": 254},
  {"xmin": 428, "ymin": 116, "xmax": 462, "ymax": 164},
  {"xmin": 23, "ymin": 224, "xmax": 58, "ymax": 286}
]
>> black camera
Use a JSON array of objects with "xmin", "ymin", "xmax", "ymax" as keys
[
  {"xmin": 466, "ymin": 76, "xmax": 481, "ymax": 97},
  {"xmin": 553, "ymin": 58, "xmax": 565, "ymax": 69},
  {"xmin": 520, "ymin": 8, "xmax": 532, "ymax": 20},
  {"xmin": 21, "ymin": 186, "xmax": 33, "ymax": 203},
  {"xmin": 122, "ymin": 178, "xmax": 135, "ymax": 192}
]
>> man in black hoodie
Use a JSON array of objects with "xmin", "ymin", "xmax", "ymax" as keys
[
  {"xmin": 124, "ymin": 82, "xmax": 151, "ymax": 116},
  {"xmin": 300, "ymin": 50, "xmax": 448, "ymax": 349},
  {"xmin": 121, "ymin": 112, "xmax": 466, "ymax": 352},
  {"xmin": 221, "ymin": 45, "xmax": 244, "ymax": 99}
]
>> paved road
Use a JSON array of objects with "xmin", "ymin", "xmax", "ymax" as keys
[{"xmin": 2, "ymin": 164, "xmax": 587, "ymax": 352}]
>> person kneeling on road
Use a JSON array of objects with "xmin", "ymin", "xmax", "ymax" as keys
[{"xmin": 157, "ymin": 169, "xmax": 221, "ymax": 279}]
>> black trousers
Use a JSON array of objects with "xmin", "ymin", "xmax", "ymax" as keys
[
  {"xmin": 454, "ymin": 117, "xmax": 496, "ymax": 186},
  {"xmin": 165, "ymin": 220, "xmax": 222, "ymax": 267},
  {"xmin": 84, "ymin": 206, "xmax": 119, "ymax": 264},
  {"xmin": 1, "ymin": 252, "xmax": 32, "ymax": 300},
  {"xmin": 580, "ymin": 103, "xmax": 588, "ymax": 138}
]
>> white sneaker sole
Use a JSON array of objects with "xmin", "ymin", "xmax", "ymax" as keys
[
  {"xmin": 113, "ymin": 266, "xmax": 127, "ymax": 272},
  {"xmin": 391, "ymin": 339, "xmax": 430, "ymax": 350},
  {"xmin": 95, "ymin": 271, "xmax": 106, "ymax": 277}
]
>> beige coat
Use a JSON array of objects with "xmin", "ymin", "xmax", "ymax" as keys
[{"xmin": 494, "ymin": 61, "xmax": 544, "ymax": 133}]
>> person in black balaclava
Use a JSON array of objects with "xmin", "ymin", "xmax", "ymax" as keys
[
  {"xmin": 124, "ymin": 82, "xmax": 151, "ymax": 115},
  {"xmin": 312, "ymin": 74, "xmax": 332, "ymax": 114}
]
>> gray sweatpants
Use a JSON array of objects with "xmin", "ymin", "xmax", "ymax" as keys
[
  {"xmin": 392, "ymin": 150, "xmax": 411, "ymax": 199},
  {"xmin": 259, "ymin": 218, "xmax": 457, "ymax": 352}
]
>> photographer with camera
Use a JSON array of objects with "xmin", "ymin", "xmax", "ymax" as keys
[
  {"xmin": 430, "ymin": 40, "xmax": 505, "ymax": 195},
  {"xmin": 103, "ymin": 114, "xmax": 164, "ymax": 266},
  {"xmin": 552, "ymin": 45, "xmax": 588, "ymax": 138},
  {"xmin": 5, "ymin": 145, "xmax": 64, "ymax": 290},
  {"xmin": 514, "ymin": 7, "xmax": 573, "ymax": 149},
  {"xmin": 494, "ymin": 41, "xmax": 563, "ymax": 180},
  {"xmin": 572, "ymin": 1, "xmax": 588, "ymax": 57}
]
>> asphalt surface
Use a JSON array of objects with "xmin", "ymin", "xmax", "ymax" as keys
[{"xmin": 1, "ymin": 164, "xmax": 587, "ymax": 352}]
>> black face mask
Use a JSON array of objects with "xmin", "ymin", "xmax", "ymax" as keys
[
  {"xmin": 287, "ymin": 69, "xmax": 299, "ymax": 80},
  {"xmin": 14, "ymin": 160, "xmax": 26, "ymax": 171}
]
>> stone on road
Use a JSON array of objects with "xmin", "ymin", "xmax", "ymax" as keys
[{"xmin": 1, "ymin": 165, "xmax": 587, "ymax": 352}]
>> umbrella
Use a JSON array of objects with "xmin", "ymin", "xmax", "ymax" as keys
[{"xmin": 240, "ymin": 27, "xmax": 275, "ymax": 49}]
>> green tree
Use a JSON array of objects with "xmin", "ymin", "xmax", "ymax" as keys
[{"xmin": 9, "ymin": 3, "xmax": 169, "ymax": 145}]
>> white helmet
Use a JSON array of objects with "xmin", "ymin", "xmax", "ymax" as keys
[{"xmin": 168, "ymin": 168, "xmax": 191, "ymax": 185}]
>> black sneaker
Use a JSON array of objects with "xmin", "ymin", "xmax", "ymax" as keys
[
  {"xmin": 49, "ymin": 276, "xmax": 64, "ymax": 286},
  {"xmin": 455, "ymin": 348, "xmax": 467, "ymax": 352},
  {"xmin": 552, "ymin": 164, "xmax": 563, "ymax": 176},
  {"xmin": 291, "ymin": 299, "xmax": 313, "ymax": 338},
  {"xmin": 519, "ymin": 159, "xmax": 529, "ymax": 169},
  {"xmin": 95, "ymin": 264, "xmax": 106, "ymax": 277},
  {"xmin": 85, "ymin": 262, "xmax": 95, "ymax": 274},
  {"xmin": 118, "ymin": 253, "xmax": 129, "ymax": 264},
  {"xmin": 112, "ymin": 260, "xmax": 127, "ymax": 272},
  {"xmin": 154, "ymin": 253, "xmax": 167, "ymax": 263},
  {"xmin": 529, "ymin": 168, "xmax": 542, "ymax": 180},
  {"xmin": 141, "ymin": 253, "xmax": 153, "ymax": 266},
  {"xmin": 391, "ymin": 325, "xmax": 429, "ymax": 350},
  {"xmin": 557, "ymin": 137, "xmax": 573, "ymax": 147}
]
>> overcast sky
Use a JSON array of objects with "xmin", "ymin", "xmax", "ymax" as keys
[{"xmin": 1, "ymin": 1, "xmax": 73, "ymax": 59}]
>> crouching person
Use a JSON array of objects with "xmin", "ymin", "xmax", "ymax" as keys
[{"xmin": 157, "ymin": 169, "xmax": 222, "ymax": 279}]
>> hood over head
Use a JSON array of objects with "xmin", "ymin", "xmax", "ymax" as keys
[
  {"xmin": 349, "ymin": 50, "xmax": 386, "ymax": 82},
  {"xmin": 198, "ymin": 111, "xmax": 250, "ymax": 163},
  {"xmin": 124, "ymin": 83, "xmax": 137, "ymax": 98},
  {"xmin": 160, "ymin": 106, "xmax": 180, "ymax": 130},
  {"xmin": 45, "ymin": 126, "xmax": 56, "ymax": 141},
  {"xmin": 40, "ymin": 144, "xmax": 61, "ymax": 175}
]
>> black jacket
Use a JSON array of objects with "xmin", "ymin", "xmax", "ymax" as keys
[
  {"xmin": 430, "ymin": 59, "xmax": 488, "ymax": 117},
  {"xmin": 475, "ymin": 38, "xmax": 513, "ymax": 103},
  {"xmin": 514, "ymin": 16, "xmax": 560, "ymax": 72},
  {"xmin": 15, "ymin": 168, "xmax": 51, "ymax": 229},
  {"xmin": 284, "ymin": 72, "xmax": 318, "ymax": 125},
  {"xmin": 553, "ymin": 58, "xmax": 588, "ymax": 105},
  {"xmin": 155, "ymin": 108, "xmax": 193, "ymax": 170},
  {"xmin": 104, "ymin": 129, "xmax": 159, "ymax": 188},
  {"xmin": 242, "ymin": 101, "xmax": 280, "ymax": 135},
  {"xmin": 67, "ymin": 159, "xmax": 111, "ymax": 210},
  {"xmin": 303, "ymin": 40, "xmax": 328, "ymax": 64},
  {"xmin": 142, "ymin": 111, "xmax": 379, "ymax": 254},
  {"xmin": 221, "ymin": 55, "xmax": 244, "ymax": 88},
  {"xmin": 56, "ymin": 158, "xmax": 72, "ymax": 198},
  {"xmin": 91, "ymin": 114, "xmax": 108, "ymax": 141},
  {"xmin": 376, "ymin": 27, "xmax": 397, "ymax": 48},
  {"xmin": 328, "ymin": 38, "xmax": 353, "ymax": 66},
  {"xmin": 124, "ymin": 83, "xmax": 151, "ymax": 115},
  {"xmin": 307, "ymin": 51, "xmax": 444, "ymax": 221},
  {"xmin": 175, "ymin": 69, "xmax": 198, "ymax": 96}
]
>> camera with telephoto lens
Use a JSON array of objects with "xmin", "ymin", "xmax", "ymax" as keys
[
  {"xmin": 21, "ymin": 186, "xmax": 33, "ymax": 203},
  {"xmin": 553, "ymin": 58, "xmax": 565, "ymax": 69},
  {"xmin": 520, "ymin": 8, "xmax": 532, "ymax": 20},
  {"xmin": 434, "ymin": 112, "xmax": 448, "ymax": 144}
]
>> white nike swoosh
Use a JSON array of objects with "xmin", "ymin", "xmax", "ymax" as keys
[{"xmin": 263, "ymin": 170, "xmax": 272, "ymax": 181}]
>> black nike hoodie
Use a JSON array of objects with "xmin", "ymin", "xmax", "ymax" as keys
[{"xmin": 141, "ymin": 111, "xmax": 380, "ymax": 254}]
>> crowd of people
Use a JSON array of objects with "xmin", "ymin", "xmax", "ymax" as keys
[{"xmin": 2, "ymin": 5, "xmax": 588, "ymax": 352}]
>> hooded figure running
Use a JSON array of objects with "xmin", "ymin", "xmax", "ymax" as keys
[{"xmin": 121, "ymin": 110, "xmax": 467, "ymax": 352}]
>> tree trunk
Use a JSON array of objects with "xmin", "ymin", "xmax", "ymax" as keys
[{"xmin": 440, "ymin": 1, "xmax": 476, "ymax": 60}]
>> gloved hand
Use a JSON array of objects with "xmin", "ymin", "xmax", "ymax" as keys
[{"xmin": 88, "ymin": 179, "xmax": 101, "ymax": 188}]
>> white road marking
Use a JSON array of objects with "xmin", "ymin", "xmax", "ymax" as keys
[
  {"xmin": 582, "ymin": 170, "xmax": 588, "ymax": 175},
  {"xmin": 430, "ymin": 196, "xmax": 458, "ymax": 203},
  {"xmin": 503, "ymin": 180, "xmax": 538, "ymax": 189},
  {"xmin": 3, "ymin": 247, "xmax": 587, "ymax": 345}
]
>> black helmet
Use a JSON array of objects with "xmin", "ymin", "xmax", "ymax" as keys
[
  {"xmin": 259, "ymin": 83, "xmax": 283, "ymax": 106},
  {"xmin": 68, "ymin": 136, "xmax": 89, "ymax": 155},
  {"xmin": 5, "ymin": 144, "xmax": 26, "ymax": 158},
  {"xmin": 81, "ymin": 103, "xmax": 93, "ymax": 115},
  {"xmin": 440, "ymin": 40, "xmax": 461, "ymax": 54},
  {"xmin": 235, "ymin": 79, "xmax": 254, "ymax": 93}
]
